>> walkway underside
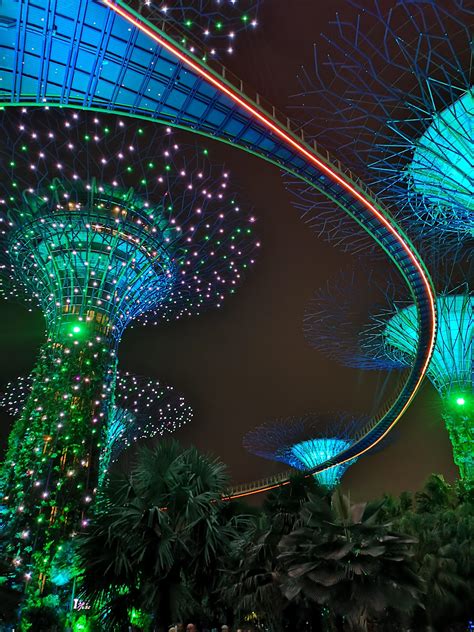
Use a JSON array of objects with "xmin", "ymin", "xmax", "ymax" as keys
[{"xmin": 0, "ymin": 0, "xmax": 437, "ymax": 496}]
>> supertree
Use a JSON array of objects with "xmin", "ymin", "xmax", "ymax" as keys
[
  {"xmin": 287, "ymin": 0, "xmax": 472, "ymax": 256},
  {"xmin": 305, "ymin": 265, "xmax": 473, "ymax": 484},
  {"xmin": 0, "ymin": 107, "xmax": 259, "ymax": 599},
  {"xmin": 0, "ymin": 371, "xmax": 192, "ymax": 594},
  {"xmin": 243, "ymin": 414, "xmax": 370, "ymax": 490},
  {"xmin": 0, "ymin": 371, "xmax": 193, "ymax": 482},
  {"xmin": 293, "ymin": 0, "xmax": 473, "ymax": 484},
  {"xmin": 362, "ymin": 285, "xmax": 473, "ymax": 482},
  {"xmin": 303, "ymin": 268, "xmax": 407, "ymax": 372},
  {"xmin": 136, "ymin": 0, "xmax": 260, "ymax": 58}
]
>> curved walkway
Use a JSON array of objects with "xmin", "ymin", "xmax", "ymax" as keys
[{"xmin": 0, "ymin": 0, "xmax": 437, "ymax": 495}]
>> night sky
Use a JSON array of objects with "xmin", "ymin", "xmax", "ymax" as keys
[{"xmin": 0, "ymin": 0, "xmax": 458, "ymax": 501}]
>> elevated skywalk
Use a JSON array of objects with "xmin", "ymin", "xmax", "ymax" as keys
[{"xmin": 0, "ymin": 0, "xmax": 437, "ymax": 492}]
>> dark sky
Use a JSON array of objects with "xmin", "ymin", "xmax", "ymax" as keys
[{"xmin": 0, "ymin": 0, "xmax": 458, "ymax": 501}]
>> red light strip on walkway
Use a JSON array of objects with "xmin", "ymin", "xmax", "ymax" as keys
[{"xmin": 103, "ymin": 0, "xmax": 436, "ymax": 490}]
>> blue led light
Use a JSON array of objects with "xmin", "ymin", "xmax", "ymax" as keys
[
  {"xmin": 243, "ymin": 414, "xmax": 368, "ymax": 490},
  {"xmin": 289, "ymin": 438, "xmax": 354, "ymax": 488}
]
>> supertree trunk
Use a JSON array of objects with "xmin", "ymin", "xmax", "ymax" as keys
[
  {"xmin": 443, "ymin": 409, "xmax": 474, "ymax": 483},
  {"xmin": 2, "ymin": 322, "xmax": 117, "ymax": 599}
]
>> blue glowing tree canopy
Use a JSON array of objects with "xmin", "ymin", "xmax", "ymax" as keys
[
  {"xmin": 243, "ymin": 414, "xmax": 367, "ymax": 489},
  {"xmin": 0, "ymin": 109, "xmax": 259, "ymax": 340},
  {"xmin": 303, "ymin": 268, "xmax": 406, "ymax": 372},
  {"xmin": 363, "ymin": 290, "xmax": 473, "ymax": 400},
  {"xmin": 289, "ymin": 438, "xmax": 353, "ymax": 489},
  {"xmin": 287, "ymin": 0, "xmax": 473, "ymax": 255},
  {"xmin": 363, "ymin": 286, "xmax": 473, "ymax": 482},
  {"xmin": 406, "ymin": 90, "xmax": 473, "ymax": 229}
]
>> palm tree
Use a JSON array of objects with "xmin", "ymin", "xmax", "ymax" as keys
[
  {"xmin": 221, "ymin": 473, "xmax": 323, "ymax": 632},
  {"xmin": 77, "ymin": 440, "xmax": 243, "ymax": 631},
  {"xmin": 414, "ymin": 474, "xmax": 457, "ymax": 513},
  {"xmin": 277, "ymin": 490, "xmax": 423, "ymax": 632},
  {"xmin": 395, "ymin": 477, "xmax": 474, "ymax": 629}
]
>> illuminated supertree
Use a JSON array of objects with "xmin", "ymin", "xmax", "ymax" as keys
[
  {"xmin": 363, "ymin": 285, "xmax": 473, "ymax": 482},
  {"xmin": 137, "ymin": 0, "xmax": 260, "ymax": 58},
  {"xmin": 0, "ymin": 371, "xmax": 193, "ymax": 481},
  {"xmin": 288, "ymin": 0, "xmax": 472, "ymax": 256},
  {"xmin": 303, "ymin": 269, "xmax": 406, "ymax": 372},
  {"xmin": 292, "ymin": 0, "xmax": 473, "ymax": 484},
  {"xmin": 0, "ymin": 108, "xmax": 259, "ymax": 597},
  {"xmin": 243, "ymin": 414, "xmax": 369, "ymax": 490},
  {"xmin": 305, "ymin": 268, "xmax": 473, "ymax": 484}
]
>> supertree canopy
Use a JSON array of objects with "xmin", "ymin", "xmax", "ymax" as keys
[
  {"xmin": 0, "ymin": 107, "xmax": 258, "ymax": 596},
  {"xmin": 287, "ymin": 0, "xmax": 472, "ymax": 255},
  {"xmin": 305, "ymin": 266, "xmax": 473, "ymax": 484},
  {"xmin": 0, "ymin": 371, "xmax": 193, "ymax": 481},
  {"xmin": 136, "ymin": 0, "xmax": 260, "ymax": 58},
  {"xmin": 303, "ymin": 268, "xmax": 406, "ymax": 372},
  {"xmin": 363, "ymin": 286, "xmax": 473, "ymax": 481},
  {"xmin": 105, "ymin": 371, "xmax": 192, "ymax": 465},
  {"xmin": 243, "ymin": 414, "xmax": 369, "ymax": 489}
]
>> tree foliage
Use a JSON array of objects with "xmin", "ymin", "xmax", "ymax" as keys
[
  {"xmin": 76, "ymin": 440, "xmax": 246, "ymax": 631},
  {"xmin": 72, "ymin": 447, "xmax": 473, "ymax": 632}
]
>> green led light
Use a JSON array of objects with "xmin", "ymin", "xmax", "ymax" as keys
[{"xmin": 456, "ymin": 397, "xmax": 465, "ymax": 406}]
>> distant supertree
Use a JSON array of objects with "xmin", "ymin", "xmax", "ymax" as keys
[
  {"xmin": 363, "ymin": 286, "xmax": 473, "ymax": 482},
  {"xmin": 106, "ymin": 371, "xmax": 192, "ymax": 465},
  {"xmin": 243, "ymin": 414, "xmax": 369, "ymax": 489},
  {"xmin": 305, "ymin": 268, "xmax": 473, "ymax": 483},
  {"xmin": 137, "ymin": 0, "xmax": 260, "ymax": 58},
  {"xmin": 0, "ymin": 371, "xmax": 193, "ymax": 481},
  {"xmin": 0, "ymin": 108, "xmax": 258, "ymax": 595},
  {"xmin": 288, "ymin": 0, "xmax": 472, "ymax": 256},
  {"xmin": 303, "ymin": 268, "xmax": 406, "ymax": 372}
]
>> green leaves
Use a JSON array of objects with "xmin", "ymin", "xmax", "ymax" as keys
[
  {"xmin": 76, "ymin": 440, "xmax": 239, "ymax": 630},
  {"xmin": 278, "ymin": 488, "xmax": 423, "ymax": 631}
]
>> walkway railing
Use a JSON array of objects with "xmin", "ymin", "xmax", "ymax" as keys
[{"xmin": 127, "ymin": 1, "xmax": 379, "ymax": 202}]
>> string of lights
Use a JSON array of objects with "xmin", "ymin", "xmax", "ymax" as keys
[
  {"xmin": 136, "ymin": 0, "xmax": 260, "ymax": 58},
  {"xmin": 0, "ymin": 107, "xmax": 259, "ymax": 603},
  {"xmin": 0, "ymin": 371, "xmax": 194, "ymax": 485}
]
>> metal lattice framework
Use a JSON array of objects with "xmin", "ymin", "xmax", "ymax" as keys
[
  {"xmin": 288, "ymin": 0, "xmax": 473, "ymax": 256},
  {"xmin": 243, "ymin": 414, "xmax": 369, "ymax": 490},
  {"xmin": 303, "ymin": 268, "xmax": 406, "ymax": 372},
  {"xmin": 364, "ymin": 291, "xmax": 473, "ymax": 399},
  {"xmin": 0, "ymin": 0, "xmax": 438, "ymax": 497},
  {"xmin": 135, "ymin": 0, "xmax": 260, "ymax": 58}
]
